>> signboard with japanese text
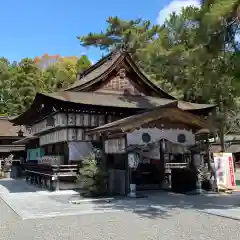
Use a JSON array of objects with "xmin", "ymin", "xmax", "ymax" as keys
[
  {"xmin": 31, "ymin": 113, "xmax": 105, "ymax": 135},
  {"xmin": 226, "ymin": 153, "xmax": 236, "ymax": 189},
  {"xmin": 213, "ymin": 152, "xmax": 236, "ymax": 190}
]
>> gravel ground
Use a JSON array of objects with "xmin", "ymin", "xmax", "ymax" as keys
[
  {"xmin": 0, "ymin": 199, "xmax": 20, "ymax": 227},
  {"xmin": 1, "ymin": 197, "xmax": 240, "ymax": 240}
]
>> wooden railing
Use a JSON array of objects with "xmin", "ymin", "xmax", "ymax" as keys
[{"xmin": 23, "ymin": 162, "xmax": 79, "ymax": 191}]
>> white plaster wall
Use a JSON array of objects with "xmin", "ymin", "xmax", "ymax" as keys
[
  {"xmin": 68, "ymin": 142, "xmax": 93, "ymax": 161},
  {"xmin": 127, "ymin": 128, "xmax": 195, "ymax": 146}
]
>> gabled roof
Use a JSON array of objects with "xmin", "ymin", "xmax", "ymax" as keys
[
  {"xmin": 9, "ymin": 91, "xmax": 216, "ymax": 126},
  {"xmin": 65, "ymin": 50, "xmax": 176, "ymax": 100},
  {"xmin": 43, "ymin": 91, "xmax": 176, "ymax": 109},
  {"xmin": 0, "ymin": 116, "xmax": 29, "ymax": 137},
  {"xmin": 65, "ymin": 51, "xmax": 122, "ymax": 91},
  {"xmin": 87, "ymin": 103, "xmax": 216, "ymax": 135}
]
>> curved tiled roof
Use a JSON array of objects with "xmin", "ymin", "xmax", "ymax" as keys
[
  {"xmin": 9, "ymin": 91, "xmax": 216, "ymax": 126},
  {"xmin": 0, "ymin": 116, "xmax": 29, "ymax": 137},
  {"xmin": 65, "ymin": 50, "xmax": 176, "ymax": 100}
]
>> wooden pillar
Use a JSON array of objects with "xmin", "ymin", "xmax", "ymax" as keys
[
  {"xmin": 55, "ymin": 166, "xmax": 60, "ymax": 191},
  {"xmin": 124, "ymin": 134, "xmax": 129, "ymax": 195},
  {"xmin": 101, "ymin": 133, "xmax": 109, "ymax": 194},
  {"xmin": 101, "ymin": 133, "xmax": 107, "ymax": 171},
  {"xmin": 159, "ymin": 139, "xmax": 167, "ymax": 188},
  {"xmin": 49, "ymin": 177, "xmax": 54, "ymax": 191},
  {"xmin": 55, "ymin": 176, "xmax": 60, "ymax": 191}
]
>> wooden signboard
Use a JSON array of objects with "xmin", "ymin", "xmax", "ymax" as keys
[
  {"xmin": 104, "ymin": 138, "xmax": 126, "ymax": 154},
  {"xmin": 31, "ymin": 113, "xmax": 68, "ymax": 135},
  {"xmin": 39, "ymin": 129, "xmax": 68, "ymax": 146},
  {"xmin": 39, "ymin": 155, "xmax": 64, "ymax": 165},
  {"xmin": 31, "ymin": 113, "xmax": 104, "ymax": 135}
]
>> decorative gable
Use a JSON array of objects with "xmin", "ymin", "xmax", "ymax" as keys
[
  {"xmin": 95, "ymin": 68, "xmax": 144, "ymax": 95},
  {"xmin": 65, "ymin": 50, "xmax": 175, "ymax": 99}
]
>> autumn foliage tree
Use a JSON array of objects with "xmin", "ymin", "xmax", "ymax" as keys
[{"xmin": 0, "ymin": 54, "xmax": 92, "ymax": 116}]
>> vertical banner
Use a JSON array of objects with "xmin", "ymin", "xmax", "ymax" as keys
[
  {"xmin": 213, "ymin": 153, "xmax": 228, "ymax": 189},
  {"xmin": 213, "ymin": 153, "xmax": 236, "ymax": 190},
  {"xmin": 227, "ymin": 154, "xmax": 236, "ymax": 189}
]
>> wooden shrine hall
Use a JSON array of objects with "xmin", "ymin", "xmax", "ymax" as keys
[
  {"xmin": 9, "ymin": 50, "xmax": 216, "ymax": 192},
  {"xmin": 87, "ymin": 101, "xmax": 215, "ymax": 194}
]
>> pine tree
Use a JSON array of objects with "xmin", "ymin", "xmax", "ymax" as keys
[{"xmin": 77, "ymin": 152, "xmax": 108, "ymax": 197}]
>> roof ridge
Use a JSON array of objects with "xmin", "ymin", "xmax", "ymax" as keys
[
  {"xmin": 64, "ymin": 50, "xmax": 122, "ymax": 91},
  {"xmin": 77, "ymin": 50, "xmax": 119, "ymax": 79},
  {"xmin": 62, "ymin": 91, "xmax": 172, "ymax": 99}
]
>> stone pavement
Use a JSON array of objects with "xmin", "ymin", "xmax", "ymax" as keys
[
  {"xmin": 1, "ymin": 179, "xmax": 240, "ymax": 221},
  {"xmin": 0, "ymin": 179, "xmax": 170, "ymax": 220},
  {"xmin": 200, "ymin": 207, "xmax": 240, "ymax": 221},
  {"xmin": 139, "ymin": 190, "xmax": 240, "ymax": 221},
  {"xmin": 1, "ymin": 200, "xmax": 240, "ymax": 240},
  {"xmin": 0, "ymin": 178, "xmax": 42, "ymax": 195},
  {"xmin": 1, "ymin": 193, "xmax": 124, "ymax": 220},
  {"xmin": 0, "ymin": 179, "xmax": 124, "ymax": 219},
  {"xmin": 2, "ymin": 180, "xmax": 240, "ymax": 240}
]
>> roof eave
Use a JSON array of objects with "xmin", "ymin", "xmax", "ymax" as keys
[
  {"xmin": 8, "ymin": 93, "xmax": 47, "ymax": 125},
  {"xmin": 66, "ymin": 54, "xmax": 124, "ymax": 92},
  {"xmin": 87, "ymin": 103, "xmax": 216, "ymax": 135},
  {"xmin": 65, "ymin": 51, "xmax": 123, "ymax": 91},
  {"xmin": 125, "ymin": 53, "xmax": 176, "ymax": 100}
]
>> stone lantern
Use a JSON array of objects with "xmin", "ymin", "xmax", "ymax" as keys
[{"xmin": 2, "ymin": 154, "xmax": 14, "ymax": 178}]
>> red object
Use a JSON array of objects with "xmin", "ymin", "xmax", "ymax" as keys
[{"xmin": 228, "ymin": 156, "xmax": 236, "ymax": 188}]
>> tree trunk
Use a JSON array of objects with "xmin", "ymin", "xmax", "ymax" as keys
[
  {"xmin": 220, "ymin": 120, "xmax": 225, "ymax": 152},
  {"xmin": 219, "ymin": 100, "xmax": 225, "ymax": 152}
]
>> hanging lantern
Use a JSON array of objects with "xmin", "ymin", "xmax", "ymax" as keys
[{"xmin": 128, "ymin": 152, "xmax": 140, "ymax": 169}]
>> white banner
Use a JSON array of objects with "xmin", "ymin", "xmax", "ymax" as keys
[{"xmin": 213, "ymin": 152, "xmax": 236, "ymax": 190}]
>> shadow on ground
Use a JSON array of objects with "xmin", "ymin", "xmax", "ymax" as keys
[
  {"xmin": 1, "ymin": 178, "xmax": 240, "ymax": 220},
  {"xmin": 67, "ymin": 191, "xmax": 240, "ymax": 219},
  {"xmin": 0, "ymin": 179, "xmax": 40, "ymax": 194}
]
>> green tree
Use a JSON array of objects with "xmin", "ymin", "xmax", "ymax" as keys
[
  {"xmin": 42, "ymin": 55, "xmax": 92, "ymax": 93},
  {"xmin": 7, "ymin": 58, "xmax": 44, "ymax": 115},
  {"xmin": 198, "ymin": 0, "xmax": 240, "ymax": 54},
  {"xmin": 201, "ymin": 0, "xmax": 240, "ymax": 24},
  {"xmin": 77, "ymin": 152, "xmax": 108, "ymax": 197},
  {"xmin": 78, "ymin": 16, "xmax": 160, "ymax": 63},
  {"xmin": 146, "ymin": 5, "xmax": 240, "ymax": 150},
  {"xmin": 75, "ymin": 55, "xmax": 92, "ymax": 73},
  {"xmin": 0, "ymin": 58, "xmax": 12, "ymax": 114},
  {"xmin": 142, "ymin": 7, "xmax": 205, "ymax": 101},
  {"xmin": 0, "ymin": 54, "xmax": 92, "ymax": 116}
]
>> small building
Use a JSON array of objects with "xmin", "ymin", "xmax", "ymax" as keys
[
  {"xmin": 9, "ymin": 50, "xmax": 216, "ymax": 191},
  {"xmin": 87, "ymin": 102, "xmax": 215, "ymax": 194},
  {"xmin": 0, "ymin": 116, "xmax": 27, "ymax": 178}
]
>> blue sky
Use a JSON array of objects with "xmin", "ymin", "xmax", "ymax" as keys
[{"xmin": 0, "ymin": 0, "xmax": 199, "ymax": 63}]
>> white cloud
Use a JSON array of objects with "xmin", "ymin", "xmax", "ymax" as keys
[{"xmin": 157, "ymin": 0, "xmax": 200, "ymax": 25}]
